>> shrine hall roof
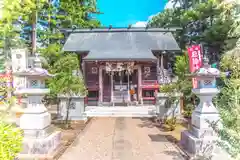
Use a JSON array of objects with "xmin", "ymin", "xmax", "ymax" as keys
[{"xmin": 62, "ymin": 28, "xmax": 181, "ymax": 61}]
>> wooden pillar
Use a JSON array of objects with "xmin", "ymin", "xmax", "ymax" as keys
[
  {"xmin": 157, "ymin": 56, "xmax": 160, "ymax": 82},
  {"xmin": 111, "ymin": 72, "xmax": 114, "ymax": 105},
  {"xmin": 82, "ymin": 61, "xmax": 86, "ymax": 78},
  {"xmin": 99, "ymin": 66, "xmax": 103, "ymax": 104},
  {"xmin": 127, "ymin": 72, "xmax": 130, "ymax": 103},
  {"xmin": 138, "ymin": 65, "xmax": 143, "ymax": 105},
  {"xmin": 160, "ymin": 54, "xmax": 164, "ymax": 69}
]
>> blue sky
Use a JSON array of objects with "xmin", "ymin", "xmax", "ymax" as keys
[{"xmin": 96, "ymin": 0, "xmax": 167, "ymax": 27}]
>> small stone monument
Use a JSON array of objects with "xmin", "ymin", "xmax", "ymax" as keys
[
  {"xmin": 13, "ymin": 53, "xmax": 61, "ymax": 155},
  {"xmin": 180, "ymin": 57, "xmax": 221, "ymax": 155}
]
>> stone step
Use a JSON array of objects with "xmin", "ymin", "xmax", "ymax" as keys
[
  {"xmin": 85, "ymin": 112, "xmax": 155, "ymax": 117},
  {"xmin": 84, "ymin": 107, "xmax": 156, "ymax": 117}
]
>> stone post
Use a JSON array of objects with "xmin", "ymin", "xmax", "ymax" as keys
[
  {"xmin": 58, "ymin": 95, "xmax": 87, "ymax": 121},
  {"xmin": 155, "ymin": 93, "xmax": 182, "ymax": 119}
]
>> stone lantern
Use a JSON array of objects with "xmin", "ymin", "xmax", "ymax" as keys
[
  {"xmin": 13, "ymin": 53, "xmax": 61, "ymax": 155},
  {"xmin": 180, "ymin": 57, "xmax": 221, "ymax": 155}
]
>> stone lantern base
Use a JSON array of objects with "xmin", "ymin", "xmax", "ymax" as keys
[
  {"xmin": 180, "ymin": 130, "xmax": 218, "ymax": 154},
  {"xmin": 20, "ymin": 131, "xmax": 61, "ymax": 154},
  {"xmin": 18, "ymin": 106, "xmax": 62, "ymax": 155},
  {"xmin": 180, "ymin": 88, "xmax": 220, "ymax": 155}
]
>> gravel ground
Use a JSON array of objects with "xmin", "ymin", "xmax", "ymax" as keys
[{"xmin": 59, "ymin": 117, "xmax": 186, "ymax": 160}]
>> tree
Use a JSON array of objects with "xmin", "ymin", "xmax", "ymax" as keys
[
  {"xmin": 48, "ymin": 54, "xmax": 86, "ymax": 128},
  {"xmin": 160, "ymin": 53, "xmax": 195, "ymax": 118},
  {"xmin": 0, "ymin": 0, "xmax": 42, "ymax": 72},
  {"xmin": 214, "ymin": 1, "xmax": 240, "ymax": 158},
  {"xmin": 148, "ymin": 0, "xmax": 234, "ymax": 62},
  {"xmin": 40, "ymin": 0, "xmax": 100, "ymax": 104},
  {"xmin": 149, "ymin": 0, "xmax": 235, "ymax": 121},
  {"xmin": 0, "ymin": 1, "xmax": 47, "ymax": 158}
]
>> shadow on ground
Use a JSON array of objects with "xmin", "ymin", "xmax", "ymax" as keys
[
  {"xmin": 163, "ymin": 150, "xmax": 188, "ymax": 160},
  {"xmin": 148, "ymin": 134, "xmax": 169, "ymax": 142},
  {"xmin": 133, "ymin": 117, "xmax": 159, "ymax": 129},
  {"xmin": 134, "ymin": 117, "xmax": 189, "ymax": 157}
]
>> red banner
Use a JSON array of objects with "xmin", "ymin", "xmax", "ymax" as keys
[{"xmin": 187, "ymin": 45, "xmax": 203, "ymax": 88}]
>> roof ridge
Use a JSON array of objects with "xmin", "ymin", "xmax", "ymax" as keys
[{"xmin": 61, "ymin": 27, "xmax": 182, "ymax": 33}]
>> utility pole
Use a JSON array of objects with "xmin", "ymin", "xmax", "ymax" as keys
[{"xmin": 31, "ymin": 0, "xmax": 38, "ymax": 55}]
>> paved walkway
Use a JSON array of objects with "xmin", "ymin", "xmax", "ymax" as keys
[{"xmin": 59, "ymin": 118, "xmax": 186, "ymax": 160}]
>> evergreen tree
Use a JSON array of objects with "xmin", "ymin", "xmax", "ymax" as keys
[
  {"xmin": 40, "ymin": 0, "xmax": 100, "ymax": 101},
  {"xmin": 148, "ymin": 0, "xmax": 233, "ymax": 62}
]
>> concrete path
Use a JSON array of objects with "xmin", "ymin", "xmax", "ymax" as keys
[{"xmin": 59, "ymin": 118, "xmax": 186, "ymax": 160}]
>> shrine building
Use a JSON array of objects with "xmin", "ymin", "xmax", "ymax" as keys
[{"xmin": 62, "ymin": 28, "xmax": 181, "ymax": 106}]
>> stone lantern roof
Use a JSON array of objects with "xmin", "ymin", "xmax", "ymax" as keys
[{"xmin": 189, "ymin": 57, "xmax": 221, "ymax": 78}]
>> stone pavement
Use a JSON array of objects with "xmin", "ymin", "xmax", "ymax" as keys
[{"xmin": 59, "ymin": 118, "xmax": 186, "ymax": 160}]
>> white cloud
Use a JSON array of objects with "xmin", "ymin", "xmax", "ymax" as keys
[
  {"xmin": 132, "ymin": 21, "xmax": 147, "ymax": 27},
  {"xmin": 132, "ymin": 14, "xmax": 158, "ymax": 27},
  {"xmin": 164, "ymin": 0, "xmax": 180, "ymax": 9}
]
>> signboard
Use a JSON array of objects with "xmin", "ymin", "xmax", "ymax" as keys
[
  {"xmin": 187, "ymin": 45, "xmax": 203, "ymax": 88},
  {"xmin": 114, "ymin": 85, "xmax": 127, "ymax": 91}
]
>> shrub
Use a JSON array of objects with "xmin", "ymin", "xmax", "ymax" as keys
[
  {"xmin": 0, "ymin": 121, "xmax": 23, "ymax": 160},
  {"xmin": 183, "ymin": 104, "xmax": 194, "ymax": 118},
  {"xmin": 164, "ymin": 117, "xmax": 177, "ymax": 131}
]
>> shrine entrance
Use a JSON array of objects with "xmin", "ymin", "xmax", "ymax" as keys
[
  {"xmin": 104, "ymin": 62, "xmax": 138, "ymax": 106},
  {"xmin": 112, "ymin": 70, "xmax": 138, "ymax": 105}
]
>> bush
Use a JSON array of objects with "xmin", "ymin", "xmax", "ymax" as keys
[
  {"xmin": 183, "ymin": 104, "xmax": 194, "ymax": 118},
  {"xmin": 164, "ymin": 117, "xmax": 177, "ymax": 131},
  {"xmin": 0, "ymin": 121, "xmax": 23, "ymax": 160}
]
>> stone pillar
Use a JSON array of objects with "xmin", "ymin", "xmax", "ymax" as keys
[{"xmin": 58, "ymin": 95, "xmax": 87, "ymax": 121}]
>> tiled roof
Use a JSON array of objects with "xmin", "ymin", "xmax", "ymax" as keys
[{"xmin": 62, "ymin": 28, "xmax": 181, "ymax": 60}]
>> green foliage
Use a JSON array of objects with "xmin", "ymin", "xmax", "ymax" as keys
[
  {"xmin": 164, "ymin": 117, "xmax": 177, "ymax": 131},
  {"xmin": 40, "ymin": 0, "xmax": 100, "ymax": 101},
  {"xmin": 183, "ymin": 104, "xmax": 194, "ymax": 118},
  {"xmin": 39, "ymin": 0, "xmax": 101, "ymax": 46},
  {"xmin": 221, "ymin": 42, "xmax": 240, "ymax": 79},
  {"xmin": 46, "ymin": 54, "xmax": 86, "ymax": 128},
  {"xmin": 0, "ymin": 121, "xmax": 23, "ymax": 160},
  {"xmin": 215, "ymin": 48, "xmax": 240, "ymax": 158},
  {"xmin": 0, "ymin": 78, "xmax": 23, "ymax": 160},
  {"xmin": 0, "ymin": 0, "xmax": 47, "ymax": 48},
  {"xmin": 55, "ymin": 0, "xmax": 100, "ymax": 28},
  {"xmin": 0, "ymin": 77, "xmax": 16, "ymax": 117},
  {"xmin": 47, "ymin": 54, "xmax": 86, "ymax": 97},
  {"xmin": 148, "ymin": 0, "xmax": 234, "ymax": 54},
  {"xmin": 160, "ymin": 54, "xmax": 195, "ymax": 114}
]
